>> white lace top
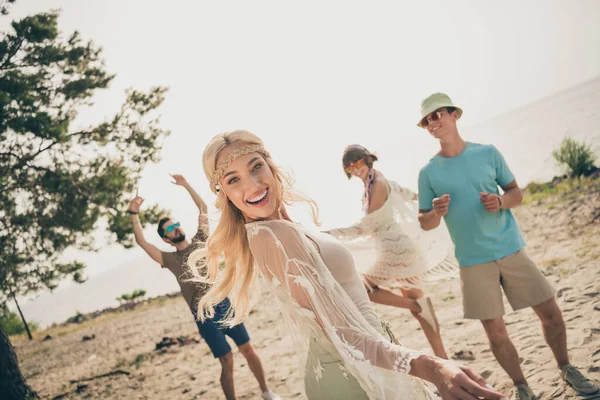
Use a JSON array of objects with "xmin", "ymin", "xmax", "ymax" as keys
[
  {"xmin": 328, "ymin": 178, "xmax": 457, "ymax": 288},
  {"xmin": 246, "ymin": 219, "xmax": 436, "ymax": 399}
]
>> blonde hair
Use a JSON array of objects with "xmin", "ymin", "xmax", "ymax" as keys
[{"xmin": 187, "ymin": 130, "xmax": 319, "ymax": 326}]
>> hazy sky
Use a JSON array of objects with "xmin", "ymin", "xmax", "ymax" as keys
[{"xmin": 3, "ymin": 1, "xmax": 600, "ymax": 279}]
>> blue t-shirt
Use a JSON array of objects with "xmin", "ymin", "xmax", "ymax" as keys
[{"xmin": 418, "ymin": 142, "xmax": 525, "ymax": 267}]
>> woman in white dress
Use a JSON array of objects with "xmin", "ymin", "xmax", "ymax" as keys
[
  {"xmin": 187, "ymin": 130, "xmax": 505, "ymax": 400},
  {"xmin": 326, "ymin": 145, "xmax": 457, "ymax": 359}
]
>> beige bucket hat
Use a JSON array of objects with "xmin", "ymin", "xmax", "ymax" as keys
[{"xmin": 418, "ymin": 92, "xmax": 463, "ymax": 127}]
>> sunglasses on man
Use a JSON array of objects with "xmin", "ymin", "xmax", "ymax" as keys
[
  {"xmin": 163, "ymin": 222, "xmax": 180, "ymax": 237},
  {"xmin": 419, "ymin": 108, "xmax": 448, "ymax": 128}
]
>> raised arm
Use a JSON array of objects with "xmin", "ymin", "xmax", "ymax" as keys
[
  {"xmin": 170, "ymin": 174, "xmax": 208, "ymax": 242},
  {"xmin": 129, "ymin": 193, "xmax": 163, "ymax": 264},
  {"xmin": 170, "ymin": 174, "xmax": 208, "ymax": 214},
  {"xmin": 247, "ymin": 221, "xmax": 504, "ymax": 400}
]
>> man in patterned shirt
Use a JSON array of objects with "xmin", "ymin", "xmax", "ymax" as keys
[{"xmin": 129, "ymin": 174, "xmax": 279, "ymax": 400}]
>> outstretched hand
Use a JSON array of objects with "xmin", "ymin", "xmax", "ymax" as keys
[
  {"xmin": 170, "ymin": 173, "xmax": 188, "ymax": 187},
  {"xmin": 433, "ymin": 358, "xmax": 507, "ymax": 400},
  {"xmin": 129, "ymin": 190, "xmax": 144, "ymax": 213}
]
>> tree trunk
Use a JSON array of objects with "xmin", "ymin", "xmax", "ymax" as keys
[
  {"xmin": 12, "ymin": 295, "xmax": 32, "ymax": 341},
  {"xmin": 0, "ymin": 324, "xmax": 38, "ymax": 399}
]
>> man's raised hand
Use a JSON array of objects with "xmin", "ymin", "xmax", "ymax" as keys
[{"xmin": 129, "ymin": 190, "xmax": 144, "ymax": 213}]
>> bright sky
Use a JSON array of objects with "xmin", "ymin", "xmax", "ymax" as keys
[{"xmin": 3, "ymin": 0, "xmax": 600, "ymax": 278}]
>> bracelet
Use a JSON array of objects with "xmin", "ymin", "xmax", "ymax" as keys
[
  {"xmin": 497, "ymin": 195, "xmax": 503, "ymax": 209},
  {"xmin": 128, "ymin": 210, "xmax": 138, "ymax": 215}
]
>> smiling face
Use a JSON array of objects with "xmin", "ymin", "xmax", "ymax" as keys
[
  {"xmin": 422, "ymin": 107, "xmax": 460, "ymax": 139},
  {"xmin": 346, "ymin": 158, "xmax": 369, "ymax": 180},
  {"xmin": 342, "ymin": 145, "xmax": 376, "ymax": 181},
  {"xmin": 217, "ymin": 146, "xmax": 280, "ymax": 223}
]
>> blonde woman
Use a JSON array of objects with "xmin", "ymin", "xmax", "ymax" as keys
[
  {"xmin": 326, "ymin": 145, "xmax": 457, "ymax": 359},
  {"xmin": 187, "ymin": 130, "xmax": 506, "ymax": 400}
]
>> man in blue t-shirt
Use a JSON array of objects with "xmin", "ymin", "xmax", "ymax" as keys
[{"xmin": 416, "ymin": 93, "xmax": 598, "ymax": 399}]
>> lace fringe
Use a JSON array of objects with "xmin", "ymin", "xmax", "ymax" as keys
[
  {"xmin": 365, "ymin": 255, "xmax": 459, "ymax": 290},
  {"xmin": 421, "ymin": 256, "xmax": 460, "ymax": 282}
]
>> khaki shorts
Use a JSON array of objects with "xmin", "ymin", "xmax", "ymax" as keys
[{"xmin": 460, "ymin": 249, "xmax": 556, "ymax": 320}]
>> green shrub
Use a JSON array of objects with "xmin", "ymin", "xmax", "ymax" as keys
[
  {"xmin": 116, "ymin": 289, "xmax": 147, "ymax": 304},
  {"xmin": 523, "ymin": 176, "xmax": 597, "ymax": 203},
  {"xmin": 0, "ymin": 310, "xmax": 39, "ymax": 336},
  {"xmin": 524, "ymin": 181, "xmax": 551, "ymax": 194},
  {"xmin": 68, "ymin": 310, "xmax": 85, "ymax": 324},
  {"xmin": 552, "ymin": 136, "xmax": 597, "ymax": 177}
]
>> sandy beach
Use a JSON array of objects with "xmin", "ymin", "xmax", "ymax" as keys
[
  {"xmin": 11, "ymin": 183, "xmax": 600, "ymax": 400},
  {"xmin": 3, "ymin": 2, "xmax": 600, "ymax": 399}
]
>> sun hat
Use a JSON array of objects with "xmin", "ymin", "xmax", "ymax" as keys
[{"xmin": 418, "ymin": 92, "xmax": 463, "ymax": 127}]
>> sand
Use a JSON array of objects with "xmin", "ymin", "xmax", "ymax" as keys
[{"xmin": 12, "ymin": 186, "xmax": 600, "ymax": 399}]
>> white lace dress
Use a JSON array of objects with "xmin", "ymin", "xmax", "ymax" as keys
[
  {"xmin": 246, "ymin": 219, "xmax": 437, "ymax": 400},
  {"xmin": 328, "ymin": 179, "xmax": 457, "ymax": 289}
]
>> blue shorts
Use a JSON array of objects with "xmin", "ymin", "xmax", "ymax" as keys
[{"xmin": 192, "ymin": 298, "xmax": 250, "ymax": 359}]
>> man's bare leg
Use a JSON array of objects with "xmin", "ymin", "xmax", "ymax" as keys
[
  {"xmin": 532, "ymin": 297, "xmax": 569, "ymax": 368},
  {"xmin": 219, "ymin": 351, "xmax": 236, "ymax": 400},
  {"xmin": 481, "ymin": 317, "xmax": 527, "ymax": 385},
  {"xmin": 238, "ymin": 342, "xmax": 269, "ymax": 392}
]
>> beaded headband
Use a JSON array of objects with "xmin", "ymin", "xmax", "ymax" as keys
[{"xmin": 210, "ymin": 144, "xmax": 271, "ymax": 193}]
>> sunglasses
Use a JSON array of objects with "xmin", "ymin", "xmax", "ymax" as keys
[
  {"xmin": 163, "ymin": 222, "xmax": 180, "ymax": 237},
  {"xmin": 344, "ymin": 158, "xmax": 366, "ymax": 174},
  {"xmin": 419, "ymin": 108, "xmax": 446, "ymax": 128}
]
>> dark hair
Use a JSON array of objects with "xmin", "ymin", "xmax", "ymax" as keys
[
  {"xmin": 446, "ymin": 106, "xmax": 457, "ymax": 114},
  {"xmin": 157, "ymin": 215, "xmax": 171, "ymax": 238},
  {"xmin": 342, "ymin": 145, "xmax": 378, "ymax": 179}
]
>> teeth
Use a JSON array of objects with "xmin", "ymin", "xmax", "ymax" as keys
[{"xmin": 248, "ymin": 190, "xmax": 267, "ymax": 203}]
